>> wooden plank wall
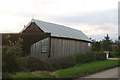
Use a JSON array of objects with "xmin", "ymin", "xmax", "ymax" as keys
[
  {"xmin": 50, "ymin": 38, "xmax": 92, "ymax": 60},
  {"xmin": 31, "ymin": 37, "xmax": 92, "ymax": 61},
  {"xmin": 31, "ymin": 37, "xmax": 50, "ymax": 60}
]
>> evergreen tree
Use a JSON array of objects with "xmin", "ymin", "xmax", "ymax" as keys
[{"xmin": 101, "ymin": 34, "xmax": 112, "ymax": 51}]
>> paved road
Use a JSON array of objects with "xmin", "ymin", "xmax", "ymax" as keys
[{"xmin": 82, "ymin": 67, "xmax": 119, "ymax": 78}]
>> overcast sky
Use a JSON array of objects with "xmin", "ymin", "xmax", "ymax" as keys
[{"xmin": 0, "ymin": 0, "xmax": 119, "ymax": 41}]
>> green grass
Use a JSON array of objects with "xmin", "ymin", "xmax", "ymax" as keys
[
  {"xmin": 54, "ymin": 60, "xmax": 119, "ymax": 78},
  {"xmin": 9, "ymin": 72, "xmax": 51, "ymax": 78}
]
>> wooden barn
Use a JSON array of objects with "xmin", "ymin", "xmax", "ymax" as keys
[{"xmin": 20, "ymin": 19, "xmax": 92, "ymax": 60}]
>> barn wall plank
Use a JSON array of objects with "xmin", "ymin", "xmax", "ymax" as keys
[
  {"xmin": 51, "ymin": 38, "xmax": 92, "ymax": 60},
  {"xmin": 31, "ymin": 37, "xmax": 92, "ymax": 61}
]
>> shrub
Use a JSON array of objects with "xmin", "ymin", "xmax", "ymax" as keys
[
  {"xmin": 2, "ymin": 38, "xmax": 28, "ymax": 75},
  {"xmin": 26, "ymin": 57, "xmax": 54, "ymax": 71},
  {"xmin": 109, "ymin": 51, "xmax": 119, "ymax": 58},
  {"xmin": 2, "ymin": 46, "xmax": 25, "ymax": 73},
  {"xmin": 2, "ymin": 47, "xmax": 20, "ymax": 73},
  {"xmin": 17, "ymin": 57, "xmax": 28, "ymax": 72},
  {"xmin": 96, "ymin": 52, "xmax": 106, "ymax": 60},
  {"xmin": 74, "ymin": 52, "xmax": 97, "ymax": 64},
  {"xmin": 51, "ymin": 56, "xmax": 76, "ymax": 70},
  {"xmin": 74, "ymin": 51, "xmax": 106, "ymax": 64}
]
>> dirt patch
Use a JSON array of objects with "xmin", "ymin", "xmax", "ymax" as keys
[{"xmin": 34, "ymin": 71, "xmax": 56, "ymax": 77}]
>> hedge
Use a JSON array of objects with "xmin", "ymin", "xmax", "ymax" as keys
[{"xmin": 74, "ymin": 52, "xmax": 106, "ymax": 64}]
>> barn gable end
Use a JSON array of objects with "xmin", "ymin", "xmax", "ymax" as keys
[{"xmin": 22, "ymin": 22, "xmax": 44, "ymax": 33}]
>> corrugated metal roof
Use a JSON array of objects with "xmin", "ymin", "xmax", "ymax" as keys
[{"xmin": 20, "ymin": 19, "xmax": 92, "ymax": 42}]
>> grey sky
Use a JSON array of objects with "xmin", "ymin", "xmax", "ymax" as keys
[{"xmin": 0, "ymin": 0, "xmax": 119, "ymax": 41}]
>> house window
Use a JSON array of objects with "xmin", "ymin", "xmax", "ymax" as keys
[
  {"xmin": 41, "ymin": 38, "xmax": 48, "ymax": 53},
  {"xmin": 88, "ymin": 43, "xmax": 91, "ymax": 47}
]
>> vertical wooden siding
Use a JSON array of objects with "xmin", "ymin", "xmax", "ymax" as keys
[
  {"xmin": 31, "ymin": 37, "xmax": 50, "ymax": 60},
  {"xmin": 31, "ymin": 37, "xmax": 92, "ymax": 60},
  {"xmin": 50, "ymin": 38, "xmax": 92, "ymax": 60}
]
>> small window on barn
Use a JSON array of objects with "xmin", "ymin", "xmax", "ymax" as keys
[
  {"xmin": 41, "ymin": 38, "xmax": 48, "ymax": 53},
  {"xmin": 88, "ymin": 43, "xmax": 91, "ymax": 47}
]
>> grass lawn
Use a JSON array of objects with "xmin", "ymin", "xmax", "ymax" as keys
[
  {"xmin": 54, "ymin": 60, "xmax": 119, "ymax": 78},
  {"xmin": 8, "ymin": 60, "xmax": 119, "ymax": 78},
  {"xmin": 8, "ymin": 72, "xmax": 51, "ymax": 78}
]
